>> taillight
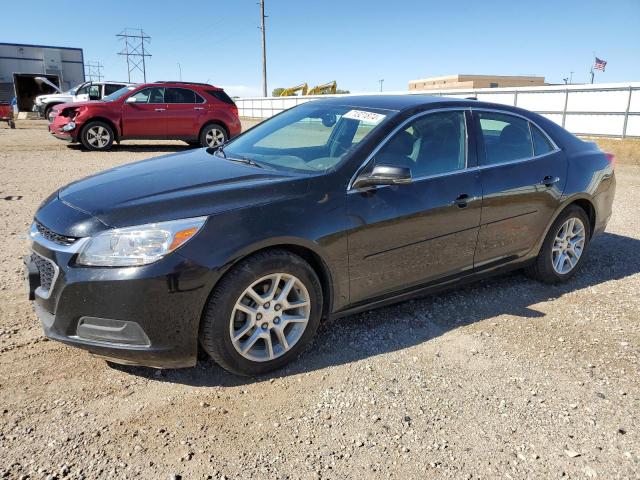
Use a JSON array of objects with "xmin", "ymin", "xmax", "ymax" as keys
[{"xmin": 605, "ymin": 152, "xmax": 615, "ymax": 167}]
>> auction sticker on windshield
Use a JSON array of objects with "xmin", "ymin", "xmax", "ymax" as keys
[{"xmin": 343, "ymin": 110, "xmax": 386, "ymax": 124}]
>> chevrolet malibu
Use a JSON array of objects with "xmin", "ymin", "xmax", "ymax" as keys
[{"xmin": 26, "ymin": 96, "xmax": 615, "ymax": 376}]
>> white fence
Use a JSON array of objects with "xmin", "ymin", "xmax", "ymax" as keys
[{"xmin": 235, "ymin": 82, "xmax": 640, "ymax": 138}]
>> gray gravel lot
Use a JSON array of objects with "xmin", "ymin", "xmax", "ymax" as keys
[{"xmin": 0, "ymin": 122, "xmax": 638, "ymax": 479}]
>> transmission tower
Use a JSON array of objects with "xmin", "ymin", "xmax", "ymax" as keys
[
  {"xmin": 84, "ymin": 60, "xmax": 104, "ymax": 82},
  {"xmin": 117, "ymin": 28, "xmax": 151, "ymax": 82}
]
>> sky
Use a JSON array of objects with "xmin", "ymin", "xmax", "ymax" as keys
[{"xmin": 3, "ymin": 0, "xmax": 640, "ymax": 97}]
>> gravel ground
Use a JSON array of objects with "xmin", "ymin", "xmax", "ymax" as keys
[{"xmin": 0, "ymin": 122, "xmax": 638, "ymax": 480}]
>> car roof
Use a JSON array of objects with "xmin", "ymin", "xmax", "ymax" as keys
[
  {"xmin": 307, "ymin": 94, "xmax": 472, "ymax": 111},
  {"xmin": 154, "ymin": 81, "xmax": 220, "ymax": 89}
]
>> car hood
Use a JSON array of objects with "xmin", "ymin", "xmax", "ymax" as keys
[
  {"xmin": 55, "ymin": 100, "xmax": 104, "ymax": 110},
  {"xmin": 57, "ymin": 148, "xmax": 310, "ymax": 229},
  {"xmin": 37, "ymin": 93, "xmax": 73, "ymax": 103}
]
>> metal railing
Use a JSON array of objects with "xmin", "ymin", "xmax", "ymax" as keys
[{"xmin": 235, "ymin": 82, "xmax": 640, "ymax": 138}]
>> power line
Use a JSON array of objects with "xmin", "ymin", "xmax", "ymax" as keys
[
  {"xmin": 117, "ymin": 28, "xmax": 152, "ymax": 82},
  {"xmin": 259, "ymin": 0, "xmax": 267, "ymax": 97},
  {"xmin": 84, "ymin": 60, "xmax": 104, "ymax": 82}
]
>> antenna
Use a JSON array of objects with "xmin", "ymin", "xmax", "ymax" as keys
[
  {"xmin": 117, "ymin": 28, "xmax": 152, "ymax": 82},
  {"xmin": 84, "ymin": 60, "xmax": 104, "ymax": 82}
]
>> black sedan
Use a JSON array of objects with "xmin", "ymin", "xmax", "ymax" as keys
[{"xmin": 26, "ymin": 95, "xmax": 616, "ymax": 376}]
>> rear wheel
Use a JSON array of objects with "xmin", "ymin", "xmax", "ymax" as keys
[
  {"xmin": 526, "ymin": 205, "xmax": 591, "ymax": 283},
  {"xmin": 199, "ymin": 249, "xmax": 322, "ymax": 376},
  {"xmin": 199, "ymin": 123, "xmax": 227, "ymax": 148},
  {"xmin": 80, "ymin": 121, "xmax": 114, "ymax": 151}
]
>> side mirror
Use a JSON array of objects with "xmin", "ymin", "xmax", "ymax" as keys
[
  {"xmin": 125, "ymin": 96, "xmax": 137, "ymax": 104},
  {"xmin": 352, "ymin": 164, "xmax": 412, "ymax": 189}
]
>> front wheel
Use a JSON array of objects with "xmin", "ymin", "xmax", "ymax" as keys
[
  {"xmin": 199, "ymin": 249, "xmax": 322, "ymax": 376},
  {"xmin": 44, "ymin": 104, "xmax": 60, "ymax": 123},
  {"xmin": 526, "ymin": 205, "xmax": 591, "ymax": 283},
  {"xmin": 199, "ymin": 123, "xmax": 227, "ymax": 148},
  {"xmin": 79, "ymin": 121, "xmax": 114, "ymax": 151}
]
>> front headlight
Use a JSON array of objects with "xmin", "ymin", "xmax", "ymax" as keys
[{"xmin": 76, "ymin": 217, "xmax": 207, "ymax": 267}]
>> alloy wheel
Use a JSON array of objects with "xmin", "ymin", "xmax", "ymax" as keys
[
  {"xmin": 551, "ymin": 217, "xmax": 586, "ymax": 274},
  {"xmin": 205, "ymin": 128, "xmax": 225, "ymax": 147},
  {"xmin": 229, "ymin": 273, "xmax": 311, "ymax": 362},
  {"xmin": 86, "ymin": 126, "xmax": 111, "ymax": 149}
]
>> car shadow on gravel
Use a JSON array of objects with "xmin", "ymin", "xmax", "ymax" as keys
[
  {"xmin": 111, "ymin": 231, "xmax": 640, "ymax": 386},
  {"xmin": 66, "ymin": 144, "xmax": 194, "ymax": 153}
]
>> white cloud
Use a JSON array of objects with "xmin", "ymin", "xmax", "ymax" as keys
[{"xmin": 218, "ymin": 84, "xmax": 263, "ymax": 98}]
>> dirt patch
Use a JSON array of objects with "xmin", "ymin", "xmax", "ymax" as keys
[
  {"xmin": 0, "ymin": 121, "xmax": 638, "ymax": 479},
  {"xmin": 586, "ymin": 137, "xmax": 640, "ymax": 167}
]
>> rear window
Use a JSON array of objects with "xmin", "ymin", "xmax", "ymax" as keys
[
  {"xmin": 206, "ymin": 89, "xmax": 235, "ymax": 105},
  {"xmin": 531, "ymin": 123, "xmax": 555, "ymax": 156}
]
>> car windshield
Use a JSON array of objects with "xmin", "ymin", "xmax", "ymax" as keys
[
  {"xmin": 221, "ymin": 104, "xmax": 392, "ymax": 173},
  {"xmin": 102, "ymin": 86, "xmax": 136, "ymax": 102}
]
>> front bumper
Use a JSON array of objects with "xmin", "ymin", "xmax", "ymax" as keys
[
  {"xmin": 26, "ymin": 222, "xmax": 214, "ymax": 368},
  {"xmin": 48, "ymin": 120, "xmax": 78, "ymax": 142}
]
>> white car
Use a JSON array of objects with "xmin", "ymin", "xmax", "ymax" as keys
[{"xmin": 33, "ymin": 77, "xmax": 134, "ymax": 122}]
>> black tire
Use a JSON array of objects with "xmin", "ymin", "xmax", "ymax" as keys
[
  {"xmin": 199, "ymin": 123, "xmax": 227, "ymax": 148},
  {"xmin": 44, "ymin": 104, "xmax": 61, "ymax": 123},
  {"xmin": 200, "ymin": 249, "xmax": 323, "ymax": 376},
  {"xmin": 79, "ymin": 121, "xmax": 114, "ymax": 151},
  {"xmin": 525, "ymin": 205, "xmax": 591, "ymax": 284}
]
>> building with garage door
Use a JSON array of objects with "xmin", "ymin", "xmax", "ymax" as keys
[{"xmin": 0, "ymin": 42, "xmax": 85, "ymax": 111}]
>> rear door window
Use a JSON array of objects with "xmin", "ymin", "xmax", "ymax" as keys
[
  {"xmin": 165, "ymin": 88, "xmax": 196, "ymax": 104},
  {"xmin": 478, "ymin": 112, "xmax": 533, "ymax": 165},
  {"xmin": 104, "ymin": 84, "xmax": 125, "ymax": 96}
]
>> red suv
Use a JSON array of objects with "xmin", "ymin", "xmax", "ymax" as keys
[{"xmin": 49, "ymin": 81, "xmax": 241, "ymax": 151}]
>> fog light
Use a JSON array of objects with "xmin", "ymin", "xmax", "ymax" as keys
[{"xmin": 62, "ymin": 122, "xmax": 76, "ymax": 132}]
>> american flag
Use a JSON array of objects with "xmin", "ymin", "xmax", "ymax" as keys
[{"xmin": 594, "ymin": 57, "xmax": 607, "ymax": 71}]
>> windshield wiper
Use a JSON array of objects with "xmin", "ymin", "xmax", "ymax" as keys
[
  {"xmin": 210, "ymin": 145, "xmax": 265, "ymax": 168},
  {"xmin": 226, "ymin": 156, "xmax": 264, "ymax": 169}
]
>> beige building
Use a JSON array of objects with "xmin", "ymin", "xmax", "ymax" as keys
[{"xmin": 408, "ymin": 74, "xmax": 546, "ymax": 91}]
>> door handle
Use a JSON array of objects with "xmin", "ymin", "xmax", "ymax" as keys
[
  {"xmin": 540, "ymin": 175, "xmax": 560, "ymax": 187},
  {"xmin": 453, "ymin": 193, "xmax": 476, "ymax": 208},
  {"xmin": 194, "ymin": 107, "xmax": 204, "ymax": 110},
  {"xmin": 154, "ymin": 108, "xmax": 166, "ymax": 112}
]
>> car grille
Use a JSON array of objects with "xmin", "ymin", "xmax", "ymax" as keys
[
  {"xmin": 35, "ymin": 220, "xmax": 77, "ymax": 246},
  {"xmin": 31, "ymin": 253, "xmax": 57, "ymax": 292}
]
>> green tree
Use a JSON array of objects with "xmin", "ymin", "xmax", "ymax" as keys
[
  {"xmin": 335, "ymin": 89, "xmax": 350, "ymax": 94},
  {"xmin": 272, "ymin": 87, "xmax": 285, "ymax": 97}
]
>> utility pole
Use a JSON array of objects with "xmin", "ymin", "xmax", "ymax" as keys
[
  {"xmin": 117, "ymin": 28, "xmax": 152, "ymax": 82},
  {"xmin": 259, "ymin": 0, "xmax": 268, "ymax": 97},
  {"xmin": 569, "ymin": 71, "xmax": 574, "ymax": 84},
  {"xmin": 177, "ymin": 62, "xmax": 182, "ymax": 81},
  {"xmin": 84, "ymin": 60, "xmax": 104, "ymax": 82},
  {"xmin": 379, "ymin": 79, "xmax": 384, "ymax": 92}
]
